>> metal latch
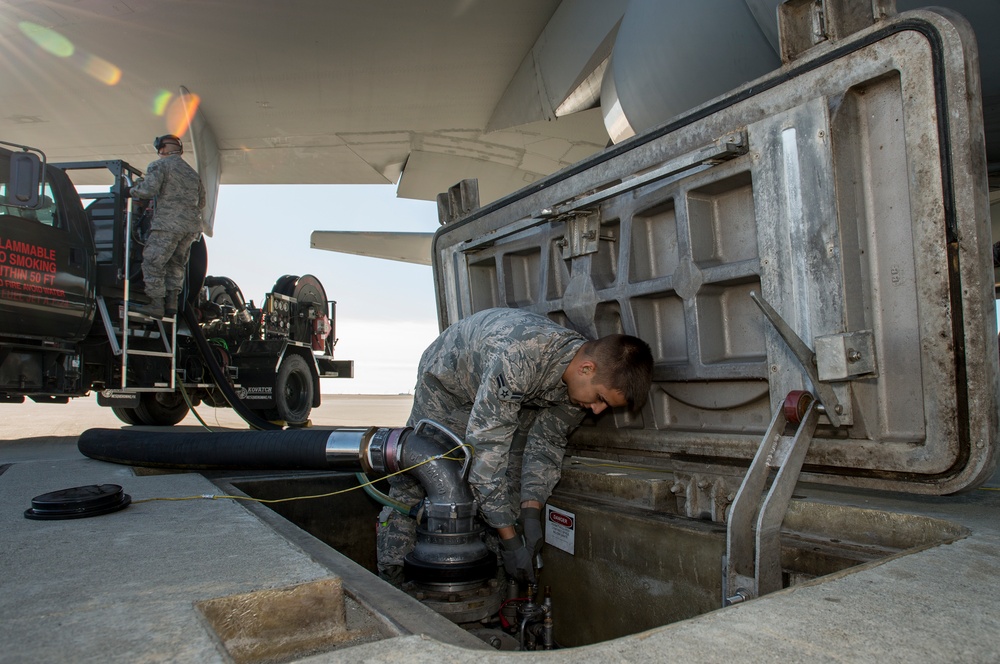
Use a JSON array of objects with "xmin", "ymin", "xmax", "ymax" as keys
[
  {"xmin": 815, "ymin": 330, "xmax": 877, "ymax": 381},
  {"xmin": 750, "ymin": 291, "xmax": 844, "ymax": 428},
  {"xmin": 555, "ymin": 210, "xmax": 616, "ymax": 259}
]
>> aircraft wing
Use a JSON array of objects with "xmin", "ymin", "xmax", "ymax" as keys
[
  {"xmin": 310, "ymin": 231, "xmax": 433, "ymax": 266},
  {"xmin": 0, "ymin": 0, "xmax": 614, "ymax": 204},
  {"xmin": 2, "ymin": 0, "xmax": 996, "ymax": 209}
]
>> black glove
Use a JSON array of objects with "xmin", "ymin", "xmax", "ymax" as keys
[
  {"xmin": 500, "ymin": 534, "xmax": 536, "ymax": 584},
  {"xmin": 519, "ymin": 507, "xmax": 544, "ymax": 557}
]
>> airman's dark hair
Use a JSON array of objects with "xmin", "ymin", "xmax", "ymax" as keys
[{"xmin": 580, "ymin": 334, "xmax": 653, "ymax": 411}]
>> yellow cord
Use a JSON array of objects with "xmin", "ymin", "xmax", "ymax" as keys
[
  {"xmin": 177, "ymin": 378, "xmax": 215, "ymax": 432},
  {"xmin": 132, "ymin": 438, "xmax": 1000, "ymax": 503},
  {"xmin": 132, "ymin": 443, "xmax": 473, "ymax": 505}
]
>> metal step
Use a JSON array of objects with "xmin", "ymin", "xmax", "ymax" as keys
[
  {"xmin": 125, "ymin": 349, "xmax": 174, "ymax": 358},
  {"xmin": 126, "ymin": 310, "xmax": 176, "ymax": 322},
  {"xmin": 111, "ymin": 328, "xmax": 163, "ymax": 339}
]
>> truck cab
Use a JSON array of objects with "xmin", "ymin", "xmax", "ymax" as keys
[
  {"xmin": 1, "ymin": 147, "xmax": 97, "ymax": 396},
  {"xmin": 1, "ymin": 152, "xmax": 96, "ymax": 340}
]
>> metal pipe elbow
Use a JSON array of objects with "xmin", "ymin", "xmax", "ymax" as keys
[{"xmin": 398, "ymin": 423, "xmax": 477, "ymax": 534}]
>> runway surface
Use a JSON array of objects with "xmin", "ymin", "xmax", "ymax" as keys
[{"xmin": 0, "ymin": 393, "xmax": 414, "ymax": 441}]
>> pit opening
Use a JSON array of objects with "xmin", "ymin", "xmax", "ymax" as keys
[{"xmin": 231, "ymin": 465, "xmax": 968, "ymax": 649}]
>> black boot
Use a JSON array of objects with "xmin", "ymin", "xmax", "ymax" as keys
[
  {"xmin": 165, "ymin": 290, "xmax": 181, "ymax": 317},
  {"xmin": 133, "ymin": 296, "xmax": 165, "ymax": 318}
]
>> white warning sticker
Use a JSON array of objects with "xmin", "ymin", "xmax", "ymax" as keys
[{"xmin": 545, "ymin": 505, "xmax": 576, "ymax": 555}]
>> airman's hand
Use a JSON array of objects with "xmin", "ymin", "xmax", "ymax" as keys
[
  {"xmin": 519, "ymin": 506, "xmax": 543, "ymax": 557},
  {"xmin": 500, "ymin": 534, "xmax": 536, "ymax": 584}
]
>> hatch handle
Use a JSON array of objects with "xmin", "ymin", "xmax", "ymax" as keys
[{"xmin": 725, "ymin": 391, "xmax": 821, "ymax": 605}]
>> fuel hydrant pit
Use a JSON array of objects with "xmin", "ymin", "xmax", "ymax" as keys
[
  {"xmin": 229, "ymin": 471, "xmax": 968, "ymax": 650},
  {"xmin": 72, "ymin": 424, "xmax": 971, "ymax": 647}
]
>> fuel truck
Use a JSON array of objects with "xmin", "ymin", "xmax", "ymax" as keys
[{"xmin": 0, "ymin": 144, "xmax": 352, "ymax": 426}]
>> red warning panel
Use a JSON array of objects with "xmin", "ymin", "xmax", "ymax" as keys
[{"xmin": 0, "ymin": 236, "xmax": 68, "ymax": 306}]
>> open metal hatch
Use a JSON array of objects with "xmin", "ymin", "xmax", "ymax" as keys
[{"xmin": 430, "ymin": 5, "xmax": 998, "ymax": 502}]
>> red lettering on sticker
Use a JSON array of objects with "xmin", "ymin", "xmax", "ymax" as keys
[{"xmin": 549, "ymin": 512, "xmax": 573, "ymax": 528}]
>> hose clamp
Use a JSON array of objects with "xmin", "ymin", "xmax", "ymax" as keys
[{"xmin": 367, "ymin": 426, "xmax": 408, "ymax": 473}]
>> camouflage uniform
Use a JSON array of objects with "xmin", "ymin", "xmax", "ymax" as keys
[
  {"xmin": 377, "ymin": 308, "xmax": 587, "ymax": 583},
  {"xmin": 130, "ymin": 154, "xmax": 205, "ymax": 300}
]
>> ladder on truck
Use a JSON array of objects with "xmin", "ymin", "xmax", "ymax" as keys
[{"xmin": 86, "ymin": 166, "xmax": 177, "ymax": 393}]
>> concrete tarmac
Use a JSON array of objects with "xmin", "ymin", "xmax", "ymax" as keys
[
  {"xmin": 0, "ymin": 393, "xmax": 415, "ymax": 441},
  {"xmin": 2, "ymin": 396, "xmax": 1000, "ymax": 662}
]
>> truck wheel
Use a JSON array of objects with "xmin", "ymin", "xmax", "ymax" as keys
[
  {"xmin": 135, "ymin": 392, "xmax": 190, "ymax": 426},
  {"xmin": 274, "ymin": 354, "xmax": 313, "ymax": 425},
  {"xmin": 112, "ymin": 407, "xmax": 141, "ymax": 425}
]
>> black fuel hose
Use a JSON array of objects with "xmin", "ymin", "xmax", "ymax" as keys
[
  {"xmin": 203, "ymin": 276, "xmax": 249, "ymax": 312},
  {"xmin": 182, "ymin": 306, "xmax": 280, "ymax": 431},
  {"xmin": 78, "ymin": 428, "xmax": 359, "ymax": 471}
]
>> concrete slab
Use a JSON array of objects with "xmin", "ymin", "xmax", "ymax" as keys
[
  {"xmin": 2, "ymin": 397, "xmax": 1000, "ymax": 662},
  {"xmin": 1, "ymin": 456, "xmax": 335, "ymax": 663},
  {"xmin": 0, "ymin": 396, "xmax": 481, "ymax": 663}
]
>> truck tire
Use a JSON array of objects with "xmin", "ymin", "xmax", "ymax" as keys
[
  {"xmin": 274, "ymin": 354, "xmax": 313, "ymax": 425},
  {"xmin": 135, "ymin": 392, "xmax": 190, "ymax": 426},
  {"xmin": 112, "ymin": 407, "xmax": 141, "ymax": 425}
]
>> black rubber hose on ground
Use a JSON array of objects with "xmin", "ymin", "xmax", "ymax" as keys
[{"xmin": 77, "ymin": 428, "xmax": 361, "ymax": 471}]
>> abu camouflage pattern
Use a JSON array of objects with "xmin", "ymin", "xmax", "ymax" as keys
[
  {"xmin": 141, "ymin": 229, "xmax": 199, "ymax": 299},
  {"xmin": 377, "ymin": 308, "xmax": 587, "ymax": 581},
  {"xmin": 131, "ymin": 154, "xmax": 206, "ymax": 235},
  {"xmin": 409, "ymin": 308, "xmax": 587, "ymax": 526},
  {"xmin": 131, "ymin": 154, "xmax": 205, "ymax": 300}
]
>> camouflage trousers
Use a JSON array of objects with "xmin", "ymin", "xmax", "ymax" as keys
[
  {"xmin": 375, "ymin": 373, "xmax": 533, "ymax": 586},
  {"xmin": 141, "ymin": 229, "xmax": 199, "ymax": 299}
]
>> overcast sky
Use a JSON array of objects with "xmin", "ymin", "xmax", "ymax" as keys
[{"xmin": 206, "ymin": 184, "xmax": 442, "ymax": 394}]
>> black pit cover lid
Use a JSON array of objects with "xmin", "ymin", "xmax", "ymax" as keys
[{"xmin": 24, "ymin": 484, "xmax": 131, "ymax": 520}]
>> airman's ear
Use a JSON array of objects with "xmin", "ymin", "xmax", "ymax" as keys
[{"xmin": 580, "ymin": 360, "xmax": 596, "ymax": 375}]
